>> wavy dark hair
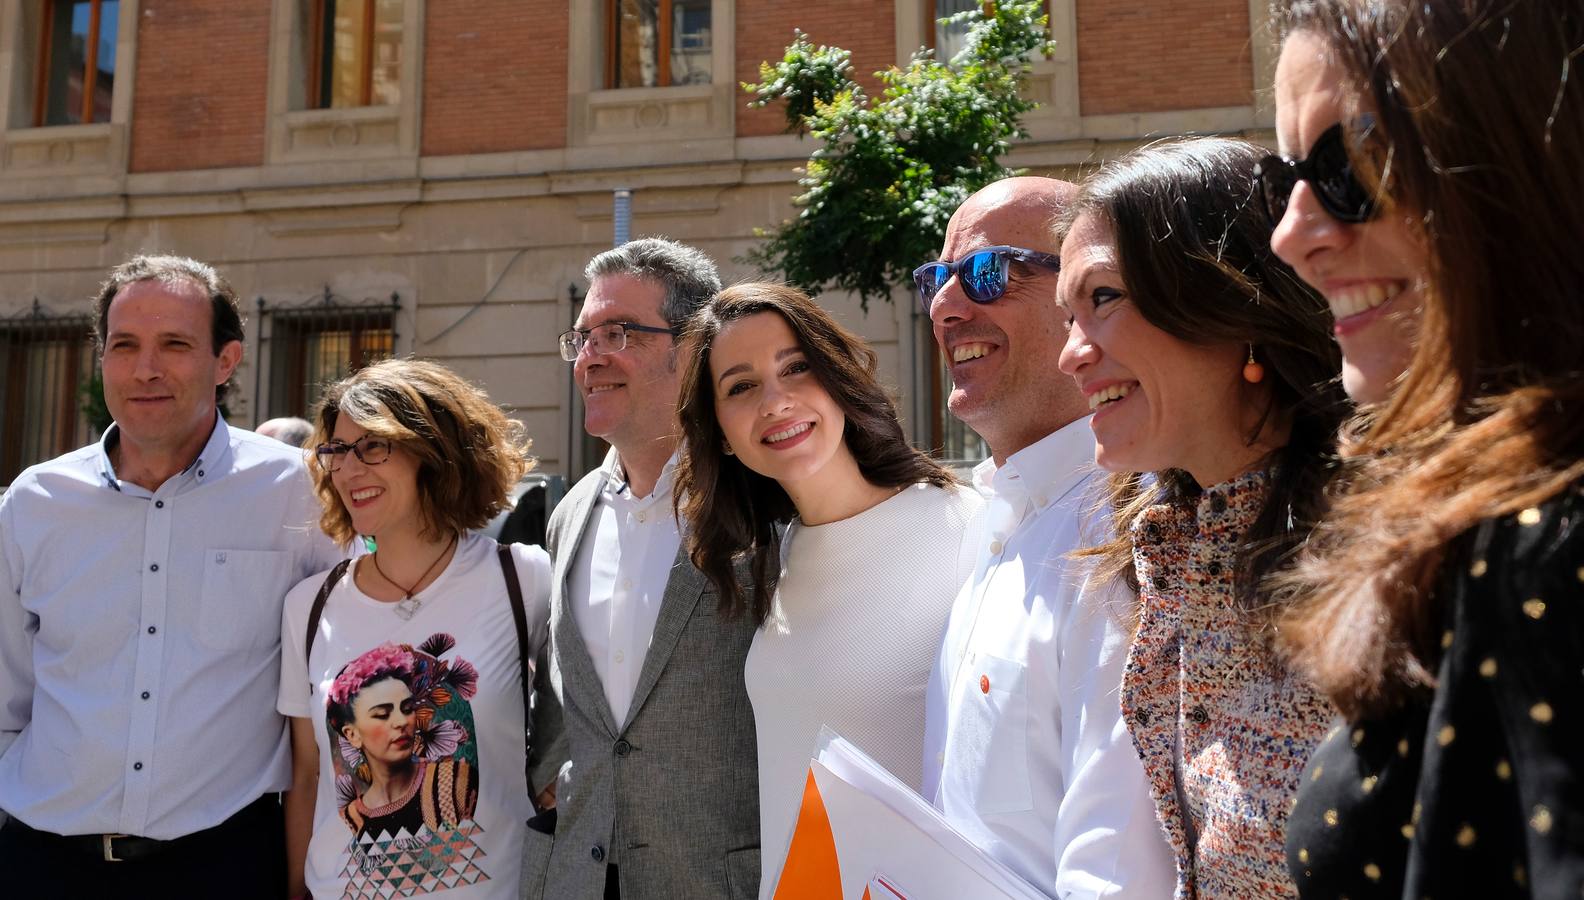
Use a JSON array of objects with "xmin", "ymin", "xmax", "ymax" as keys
[
  {"xmin": 307, "ymin": 358, "xmax": 533, "ymax": 548},
  {"xmin": 1061, "ymin": 137, "xmax": 1348, "ymax": 621},
  {"xmin": 1274, "ymin": 0, "xmax": 1584, "ymax": 719},
  {"xmin": 674, "ymin": 283, "xmax": 958, "ymax": 624}
]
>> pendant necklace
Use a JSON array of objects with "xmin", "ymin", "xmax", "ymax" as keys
[{"xmin": 371, "ymin": 534, "xmax": 457, "ymax": 620}]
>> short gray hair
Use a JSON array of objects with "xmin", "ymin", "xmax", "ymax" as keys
[
  {"xmin": 256, "ymin": 416, "xmax": 314, "ymax": 448},
  {"xmin": 584, "ymin": 237, "xmax": 721, "ymax": 329}
]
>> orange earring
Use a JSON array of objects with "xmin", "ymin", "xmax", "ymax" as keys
[{"xmin": 1243, "ymin": 343, "xmax": 1265, "ymax": 383}]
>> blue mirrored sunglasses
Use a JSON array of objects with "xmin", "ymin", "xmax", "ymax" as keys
[{"xmin": 913, "ymin": 245, "xmax": 1062, "ymax": 310}]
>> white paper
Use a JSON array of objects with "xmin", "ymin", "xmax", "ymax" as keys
[{"xmin": 772, "ymin": 727, "xmax": 1049, "ymax": 900}]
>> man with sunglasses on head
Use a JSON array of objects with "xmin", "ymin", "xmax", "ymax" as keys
[
  {"xmin": 523, "ymin": 238, "xmax": 761, "ymax": 900},
  {"xmin": 918, "ymin": 178, "xmax": 1174, "ymax": 897},
  {"xmin": 0, "ymin": 255, "xmax": 342, "ymax": 897}
]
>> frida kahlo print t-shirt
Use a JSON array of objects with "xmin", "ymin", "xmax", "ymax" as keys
[{"xmin": 279, "ymin": 534, "xmax": 551, "ymax": 900}]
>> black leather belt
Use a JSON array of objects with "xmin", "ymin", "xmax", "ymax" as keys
[{"xmin": 6, "ymin": 794, "xmax": 276, "ymax": 863}]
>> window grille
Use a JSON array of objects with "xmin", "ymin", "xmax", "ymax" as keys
[
  {"xmin": 256, "ymin": 289, "xmax": 400, "ymax": 422},
  {"xmin": 0, "ymin": 302, "xmax": 98, "ymax": 485}
]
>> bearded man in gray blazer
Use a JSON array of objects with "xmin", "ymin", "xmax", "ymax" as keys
[{"xmin": 521, "ymin": 238, "xmax": 760, "ymax": 900}]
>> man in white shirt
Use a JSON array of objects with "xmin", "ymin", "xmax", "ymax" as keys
[
  {"xmin": 919, "ymin": 178, "xmax": 1175, "ymax": 897},
  {"xmin": 524, "ymin": 238, "xmax": 761, "ymax": 900},
  {"xmin": 0, "ymin": 255, "xmax": 342, "ymax": 897}
]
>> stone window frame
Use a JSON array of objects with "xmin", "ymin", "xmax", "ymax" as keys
[
  {"xmin": 0, "ymin": 0, "xmax": 141, "ymax": 190},
  {"xmin": 566, "ymin": 0, "xmax": 736, "ymax": 155},
  {"xmin": 262, "ymin": 0, "xmax": 424, "ymax": 172}
]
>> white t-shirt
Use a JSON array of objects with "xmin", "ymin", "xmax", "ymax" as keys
[{"xmin": 278, "ymin": 533, "xmax": 551, "ymax": 900}]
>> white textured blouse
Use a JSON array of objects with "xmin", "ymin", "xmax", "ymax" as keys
[{"xmin": 748, "ymin": 481, "xmax": 981, "ymax": 899}]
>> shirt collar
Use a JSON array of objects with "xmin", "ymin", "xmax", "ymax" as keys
[
  {"xmin": 979, "ymin": 416, "xmax": 1096, "ymax": 508},
  {"xmin": 96, "ymin": 414, "xmax": 232, "ymax": 492},
  {"xmin": 604, "ymin": 447, "xmax": 680, "ymax": 504}
]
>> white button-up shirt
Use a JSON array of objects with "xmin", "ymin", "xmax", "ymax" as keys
[
  {"xmin": 0, "ymin": 418, "xmax": 342, "ymax": 839},
  {"xmin": 923, "ymin": 417, "xmax": 1175, "ymax": 898},
  {"xmin": 568, "ymin": 450, "xmax": 682, "ymax": 729}
]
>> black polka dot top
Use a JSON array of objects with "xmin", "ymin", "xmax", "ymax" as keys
[{"xmin": 1286, "ymin": 488, "xmax": 1584, "ymax": 899}]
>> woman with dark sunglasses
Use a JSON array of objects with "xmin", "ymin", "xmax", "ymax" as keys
[
  {"xmin": 672, "ymin": 283, "xmax": 979, "ymax": 898},
  {"xmin": 276, "ymin": 359, "xmax": 559, "ymax": 900},
  {"xmin": 1056, "ymin": 137, "xmax": 1347, "ymax": 899},
  {"xmin": 1265, "ymin": 1, "xmax": 1584, "ymax": 897}
]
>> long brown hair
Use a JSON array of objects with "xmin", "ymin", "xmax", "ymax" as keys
[
  {"xmin": 674, "ymin": 283, "xmax": 958, "ymax": 624},
  {"xmin": 1275, "ymin": 0, "xmax": 1584, "ymax": 718},
  {"xmin": 1062, "ymin": 138, "xmax": 1348, "ymax": 620}
]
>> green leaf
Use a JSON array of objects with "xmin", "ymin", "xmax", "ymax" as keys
[{"xmin": 739, "ymin": 0, "xmax": 1055, "ymax": 309}]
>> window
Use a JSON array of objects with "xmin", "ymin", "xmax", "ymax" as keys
[
  {"xmin": 259, "ymin": 292, "xmax": 398, "ymax": 420},
  {"xmin": 304, "ymin": 0, "xmax": 403, "ymax": 108},
  {"xmin": 0, "ymin": 306, "xmax": 98, "ymax": 485},
  {"xmin": 32, "ymin": 0, "xmax": 120, "ymax": 126},
  {"xmin": 606, "ymin": 0, "xmax": 712, "ymax": 88},
  {"xmin": 927, "ymin": 346, "xmax": 989, "ymax": 465},
  {"xmin": 930, "ymin": 0, "xmax": 982, "ymax": 63}
]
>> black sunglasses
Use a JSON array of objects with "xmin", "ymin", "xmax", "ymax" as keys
[
  {"xmin": 913, "ymin": 245, "xmax": 1062, "ymax": 310},
  {"xmin": 1255, "ymin": 122, "xmax": 1378, "ymax": 229}
]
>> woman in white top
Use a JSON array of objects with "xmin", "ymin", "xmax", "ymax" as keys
[
  {"xmin": 277, "ymin": 359, "xmax": 557, "ymax": 900},
  {"xmin": 674, "ymin": 283, "xmax": 981, "ymax": 898}
]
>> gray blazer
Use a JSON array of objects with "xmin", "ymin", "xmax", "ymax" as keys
[{"xmin": 520, "ymin": 465, "xmax": 761, "ymax": 900}]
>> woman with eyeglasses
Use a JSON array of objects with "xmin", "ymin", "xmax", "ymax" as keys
[
  {"xmin": 1056, "ymin": 137, "xmax": 1347, "ymax": 899},
  {"xmin": 1261, "ymin": 1, "xmax": 1584, "ymax": 896},
  {"xmin": 276, "ymin": 358, "xmax": 558, "ymax": 900},
  {"xmin": 672, "ymin": 283, "xmax": 979, "ymax": 898}
]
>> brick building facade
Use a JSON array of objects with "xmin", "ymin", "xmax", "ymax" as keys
[{"xmin": 0, "ymin": 0, "xmax": 1279, "ymax": 485}]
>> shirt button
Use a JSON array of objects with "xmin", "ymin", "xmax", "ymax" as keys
[
  {"xmin": 147, "ymin": 626, "xmax": 157, "ymax": 635},
  {"xmin": 591, "ymin": 845, "xmax": 606, "ymax": 863},
  {"xmin": 1206, "ymin": 562, "xmax": 1223, "ymax": 578},
  {"xmin": 154, "ymin": 500, "xmax": 164, "ymax": 509},
  {"xmin": 1209, "ymin": 494, "xmax": 1228, "ymax": 514},
  {"xmin": 140, "ymin": 691, "xmax": 150, "ymax": 700},
  {"xmin": 1134, "ymin": 709, "xmax": 1152, "ymax": 728},
  {"xmin": 621, "ymin": 578, "xmax": 632, "ymax": 590},
  {"xmin": 133, "ymin": 762, "xmax": 143, "ymax": 771},
  {"xmin": 197, "ymin": 470, "xmax": 205, "ymax": 478},
  {"xmin": 979, "ymin": 675, "xmax": 991, "ymax": 694},
  {"xmin": 636, "ymin": 512, "xmax": 647, "ymax": 523},
  {"xmin": 149, "ymin": 563, "xmax": 159, "ymax": 572},
  {"xmin": 614, "ymin": 739, "xmax": 632, "ymax": 758},
  {"xmin": 1188, "ymin": 705, "xmax": 1210, "ymax": 725},
  {"xmin": 614, "ymin": 651, "xmax": 625, "ymax": 664},
  {"xmin": 989, "ymin": 540, "xmax": 1004, "ymax": 555}
]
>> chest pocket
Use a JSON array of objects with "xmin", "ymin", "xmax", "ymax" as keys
[
  {"xmin": 198, "ymin": 548, "xmax": 289, "ymax": 650},
  {"xmin": 952, "ymin": 652, "xmax": 1032, "ymax": 814}
]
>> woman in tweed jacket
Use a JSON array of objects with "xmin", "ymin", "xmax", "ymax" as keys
[{"xmin": 1055, "ymin": 138, "xmax": 1347, "ymax": 898}]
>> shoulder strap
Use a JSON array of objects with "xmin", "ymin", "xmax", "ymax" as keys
[
  {"xmin": 497, "ymin": 544, "xmax": 534, "ymax": 797},
  {"xmin": 304, "ymin": 558, "xmax": 354, "ymax": 690}
]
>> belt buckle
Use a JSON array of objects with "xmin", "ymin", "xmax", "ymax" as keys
[{"xmin": 102, "ymin": 833, "xmax": 129, "ymax": 863}]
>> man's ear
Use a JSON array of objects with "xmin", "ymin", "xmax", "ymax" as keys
[{"xmin": 215, "ymin": 339, "xmax": 243, "ymax": 385}]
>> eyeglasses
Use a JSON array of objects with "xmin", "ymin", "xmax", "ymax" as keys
[
  {"xmin": 913, "ymin": 245, "xmax": 1062, "ymax": 310},
  {"xmin": 1254, "ymin": 122, "xmax": 1378, "ymax": 229},
  {"xmin": 558, "ymin": 321, "xmax": 680, "ymax": 362},
  {"xmin": 314, "ymin": 434, "xmax": 393, "ymax": 472}
]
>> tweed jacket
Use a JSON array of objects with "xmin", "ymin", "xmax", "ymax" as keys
[
  {"xmin": 1119, "ymin": 469, "xmax": 1337, "ymax": 900},
  {"xmin": 519, "ymin": 465, "xmax": 761, "ymax": 900}
]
